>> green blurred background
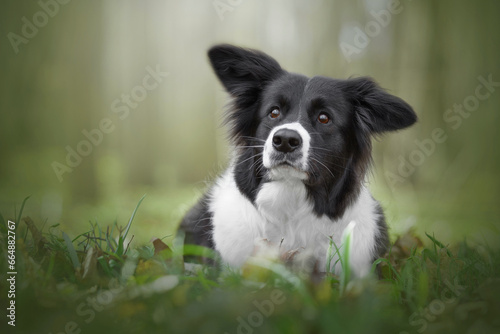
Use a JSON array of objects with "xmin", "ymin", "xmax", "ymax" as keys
[{"xmin": 1, "ymin": 0, "xmax": 499, "ymax": 247}]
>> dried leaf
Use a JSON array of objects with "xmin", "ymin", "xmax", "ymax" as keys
[{"xmin": 151, "ymin": 237, "xmax": 170, "ymax": 255}]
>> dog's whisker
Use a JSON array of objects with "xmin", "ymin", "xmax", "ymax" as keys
[
  {"xmin": 256, "ymin": 160, "xmax": 266, "ymax": 172},
  {"xmin": 248, "ymin": 158, "xmax": 263, "ymax": 171},
  {"xmin": 238, "ymin": 145, "xmax": 265, "ymax": 149},
  {"xmin": 233, "ymin": 153, "xmax": 263, "ymax": 167},
  {"xmin": 310, "ymin": 157, "xmax": 335, "ymax": 179},
  {"xmin": 309, "ymin": 146, "xmax": 349, "ymax": 159},
  {"xmin": 239, "ymin": 136, "xmax": 266, "ymax": 143},
  {"xmin": 309, "ymin": 145, "xmax": 342, "ymax": 154},
  {"xmin": 309, "ymin": 151, "xmax": 351, "ymax": 171}
]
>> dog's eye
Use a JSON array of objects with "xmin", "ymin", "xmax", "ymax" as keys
[
  {"xmin": 318, "ymin": 113, "xmax": 330, "ymax": 124},
  {"xmin": 269, "ymin": 108, "xmax": 280, "ymax": 119}
]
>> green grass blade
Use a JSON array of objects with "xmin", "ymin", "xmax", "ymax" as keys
[
  {"xmin": 116, "ymin": 236, "xmax": 124, "ymax": 256},
  {"xmin": 62, "ymin": 231, "xmax": 81, "ymax": 269},
  {"xmin": 331, "ymin": 238, "xmax": 343, "ymax": 266},
  {"xmin": 99, "ymin": 249, "xmax": 125, "ymax": 263},
  {"xmin": 371, "ymin": 258, "xmax": 401, "ymax": 281},
  {"xmin": 106, "ymin": 232, "xmax": 115, "ymax": 253},
  {"xmin": 123, "ymin": 194, "xmax": 146, "ymax": 240},
  {"xmin": 95, "ymin": 218, "xmax": 103, "ymax": 248},
  {"xmin": 72, "ymin": 231, "xmax": 90, "ymax": 243},
  {"xmin": 182, "ymin": 244, "xmax": 219, "ymax": 260},
  {"xmin": 325, "ymin": 236, "xmax": 334, "ymax": 273},
  {"xmin": 97, "ymin": 256, "xmax": 113, "ymax": 277},
  {"xmin": 340, "ymin": 221, "xmax": 355, "ymax": 294},
  {"xmin": 425, "ymin": 232, "xmax": 452, "ymax": 257},
  {"xmin": 16, "ymin": 196, "xmax": 30, "ymax": 227},
  {"xmin": 45, "ymin": 253, "xmax": 56, "ymax": 284}
]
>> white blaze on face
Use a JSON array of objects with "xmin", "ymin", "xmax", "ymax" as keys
[{"xmin": 263, "ymin": 122, "xmax": 311, "ymax": 174}]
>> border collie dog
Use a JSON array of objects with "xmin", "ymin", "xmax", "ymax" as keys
[{"xmin": 180, "ymin": 44, "xmax": 416, "ymax": 277}]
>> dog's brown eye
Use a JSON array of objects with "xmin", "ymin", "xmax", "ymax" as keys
[
  {"xmin": 318, "ymin": 113, "xmax": 330, "ymax": 124},
  {"xmin": 270, "ymin": 108, "xmax": 280, "ymax": 119}
]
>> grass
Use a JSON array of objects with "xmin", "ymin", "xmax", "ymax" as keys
[{"xmin": 1, "ymin": 197, "xmax": 499, "ymax": 334}]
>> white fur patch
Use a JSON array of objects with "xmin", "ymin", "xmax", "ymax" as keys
[
  {"xmin": 263, "ymin": 122, "xmax": 311, "ymax": 172},
  {"xmin": 209, "ymin": 165, "xmax": 380, "ymax": 277}
]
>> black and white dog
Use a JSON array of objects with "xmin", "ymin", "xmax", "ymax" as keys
[{"xmin": 180, "ymin": 44, "xmax": 416, "ymax": 277}]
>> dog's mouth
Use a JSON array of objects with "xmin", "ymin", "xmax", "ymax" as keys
[
  {"xmin": 266, "ymin": 152, "xmax": 304, "ymax": 169},
  {"xmin": 263, "ymin": 142, "xmax": 307, "ymax": 171},
  {"xmin": 266, "ymin": 159, "xmax": 308, "ymax": 181},
  {"xmin": 274, "ymin": 160, "xmax": 302, "ymax": 170},
  {"xmin": 276, "ymin": 161, "xmax": 294, "ymax": 168}
]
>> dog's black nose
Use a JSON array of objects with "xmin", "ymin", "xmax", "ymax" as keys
[{"xmin": 272, "ymin": 129, "xmax": 302, "ymax": 153}]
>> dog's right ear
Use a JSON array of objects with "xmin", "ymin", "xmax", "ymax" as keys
[{"xmin": 208, "ymin": 44, "xmax": 284, "ymax": 97}]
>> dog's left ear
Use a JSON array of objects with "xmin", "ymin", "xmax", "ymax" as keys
[
  {"xmin": 343, "ymin": 77, "xmax": 417, "ymax": 133},
  {"xmin": 208, "ymin": 44, "xmax": 284, "ymax": 96}
]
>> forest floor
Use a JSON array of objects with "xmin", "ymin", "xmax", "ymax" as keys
[{"xmin": 1, "ymin": 197, "xmax": 499, "ymax": 334}]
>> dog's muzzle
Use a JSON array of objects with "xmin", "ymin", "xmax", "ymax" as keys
[{"xmin": 263, "ymin": 122, "xmax": 311, "ymax": 177}]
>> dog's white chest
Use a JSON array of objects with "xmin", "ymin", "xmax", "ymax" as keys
[
  {"xmin": 255, "ymin": 178, "xmax": 323, "ymax": 248},
  {"xmin": 209, "ymin": 167, "xmax": 379, "ymax": 276}
]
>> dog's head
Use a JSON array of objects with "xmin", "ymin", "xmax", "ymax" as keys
[{"xmin": 208, "ymin": 44, "xmax": 416, "ymax": 218}]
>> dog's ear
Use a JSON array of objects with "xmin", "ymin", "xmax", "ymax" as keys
[
  {"xmin": 343, "ymin": 77, "xmax": 417, "ymax": 134},
  {"xmin": 208, "ymin": 44, "xmax": 284, "ymax": 96}
]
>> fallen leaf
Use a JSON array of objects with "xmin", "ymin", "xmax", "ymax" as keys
[{"xmin": 151, "ymin": 237, "xmax": 170, "ymax": 255}]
